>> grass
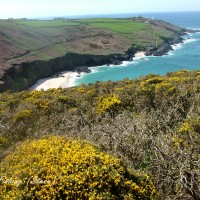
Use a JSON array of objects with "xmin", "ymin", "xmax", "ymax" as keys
[
  {"xmin": 11, "ymin": 35, "xmax": 47, "ymax": 50},
  {"xmin": 76, "ymin": 18, "xmax": 146, "ymax": 33},
  {"xmin": 15, "ymin": 20, "xmax": 80, "ymax": 27},
  {"xmin": 76, "ymin": 18, "xmax": 133, "ymax": 23},
  {"xmin": 53, "ymin": 44, "xmax": 68, "ymax": 54},
  {"xmin": 15, "ymin": 18, "xmax": 146, "ymax": 34},
  {"xmin": 74, "ymin": 18, "xmax": 152, "ymax": 46},
  {"xmin": 91, "ymin": 21, "xmax": 146, "ymax": 33},
  {"xmin": 34, "ymin": 52, "xmax": 51, "ymax": 60}
]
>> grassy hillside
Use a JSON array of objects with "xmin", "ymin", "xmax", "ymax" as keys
[
  {"xmin": 15, "ymin": 19, "xmax": 80, "ymax": 27},
  {"xmin": 0, "ymin": 17, "xmax": 186, "ymax": 65},
  {"xmin": 0, "ymin": 70, "xmax": 199, "ymax": 199}
]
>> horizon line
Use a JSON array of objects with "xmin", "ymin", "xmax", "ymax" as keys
[{"xmin": 1, "ymin": 10, "xmax": 200, "ymax": 20}]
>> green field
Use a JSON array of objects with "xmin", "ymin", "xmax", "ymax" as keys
[
  {"xmin": 15, "ymin": 20, "xmax": 80, "ymax": 27},
  {"xmin": 90, "ymin": 21, "xmax": 146, "ymax": 33},
  {"xmin": 73, "ymin": 18, "xmax": 147, "ymax": 33},
  {"xmin": 14, "ymin": 18, "xmax": 146, "ymax": 33},
  {"xmin": 76, "ymin": 18, "xmax": 130, "ymax": 23}
]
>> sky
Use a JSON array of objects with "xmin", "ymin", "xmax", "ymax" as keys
[{"xmin": 0, "ymin": 0, "xmax": 200, "ymax": 19}]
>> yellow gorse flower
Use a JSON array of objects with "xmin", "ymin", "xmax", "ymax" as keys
[
  {"xmin": 0, "ymin": 136, "xmax": 156, "ymax": 199},
  {"xmin": 97, "ymin": 94, "xmax": 121, "ymax": 114}
]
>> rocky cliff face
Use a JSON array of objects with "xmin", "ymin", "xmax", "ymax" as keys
[
  {"xmin": 0, "ymin": 53, "xmax": 125, "ymax": 92},
  {"xmin": 145, "ymin": 36, "xmax": 183, "ymax": 56}
]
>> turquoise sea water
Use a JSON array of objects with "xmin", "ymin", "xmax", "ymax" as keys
[{"xmin": 74, "ymin": 12, "xmax": 200, "ymax": 86}]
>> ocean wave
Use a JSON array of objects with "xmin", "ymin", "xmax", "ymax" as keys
[
  {"xmin": 165, "ymin": 51, "xmax": 174, "ymax": 56},
  {"xmin": 184, "ymin": 38, "xmax": 197, "ymax": 43},
  {"xmin": 170, "ymin": 36, "xmax": 197, "ymax": 52},
  {"xmin": 89, "ymin": 65, "xmax": 109, "ymax": 73},
  {"xmin": 84, "ymin": 55, "xmax": 151, "ymax": 74},
  {"xmin": 120, "ymin": 61, "xmax": 131, "ymax": 66},
  {"xmin": 171, "ymin": 43, "xmax": 183, "ymax": 50},
  {"xmin": 118, "ymin": 59, "xmax": 145, "ymax": 67},
  {"xmin": 117, "ymin": 60, "xmax": 140, "ymax": 67},
  {"xmin": 186, "ymin": 27, "xmax": 200, "ymax": 31},
  {"xmin": 68, "ymin": 73, "xmax": 80, "ymax": 87},
  {"xmin": 133, "ymin": 57, "xmax": 141, "ymax": 61},
  {"xmin": 87, "ymin": 59, "xmax": 141, "ymax": 72},
  {"xmin": 133, "ymin": 56, "xmax": 146, "ymax": 61},
  {"xmin": 90, "ymin": 67, "xmax": 100, "ymax": 73},
  {"xmin": 141, "ymin": 57, "xmax": 149, "ymax": 61}
]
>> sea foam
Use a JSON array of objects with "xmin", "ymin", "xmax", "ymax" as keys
[{"xmin": 184, "ymin": 38, "xmax": 197, "ymax": 43}]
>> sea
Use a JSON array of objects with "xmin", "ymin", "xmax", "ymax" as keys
[{"xmin": 73, "ymin": 11, "xmax": 200, "ymax": 86}]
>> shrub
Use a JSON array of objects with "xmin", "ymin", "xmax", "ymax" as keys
[
  {"xmin": 97, "ymin": 94, "xmax": 121, "ymax": 115},
  {"xmin": 0, "ymin": 137, "xmax": 8, "ymax": 147},
  {"xmin": 155, "ymin": 81, "xmax": 176, "ymax": 94},
  {"xmin": 178, "ymin": 117, "xmax": 200, "ymax": 134},
  {"xmin": 140, "ymin": 76, "xmax": 164, "ymax": 92},
  {"xmin": 0, "ymin": 136, "xmax": 157, "ymax": 199},
  {"xmin": 13, "ymin": 109, "xmax": 33, "ymax": 123}
]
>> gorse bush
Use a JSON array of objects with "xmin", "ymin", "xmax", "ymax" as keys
[
  {"xmin": 97, "ymin": 94, "xmax": 121, "ymax": 115},
  {"xmin": 0, "ymin": 70, "xmax": 199, "ymax": 199},
  {"xmin": 140, "ymin": 76, "xmax": 164, "ymax": 92},
  {"xmin": 13, "ymin": 109, "xmax": 33, "ymax": 122},
  {"xmin": 0, "ymin": 136, "xmax": 157, "ymax": 199}
]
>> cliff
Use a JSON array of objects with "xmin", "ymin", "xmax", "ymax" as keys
[{"xmin": 1, "ymin": 53, "xmax": 119, "ymax": 91}]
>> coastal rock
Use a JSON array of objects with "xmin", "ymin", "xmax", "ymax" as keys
[
  {"xmin": 76, "ymin": 66, "xmax": 91, "ymax": 73},
  {"xmin": 145, "ymin": 36, "xmax": 184, "ymax": 56},
  {"xmin": 112, "ymin": 60, "xmax": 122, "ymax": 65}
]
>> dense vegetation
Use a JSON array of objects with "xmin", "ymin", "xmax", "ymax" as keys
[
  {"xmin": 0, "ymin": 136, "xmax": 156, "ymax": 199},
  {"xmin": 0, "ymin": 70, "xmax": 199, "ymax": 199}
]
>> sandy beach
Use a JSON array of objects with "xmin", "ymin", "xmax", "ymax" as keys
[
  {"xmin": 134, "ymin": 51, "xmax": 146, "ymax": 58},
  {"xmin": 30, "ymin": 51, "xmax": 147, "ymax": 91},
  {"xmin": 29, "ymin": 71, "xmax": 78, "ymax": 90}
]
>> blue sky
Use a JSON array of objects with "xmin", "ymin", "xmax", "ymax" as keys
[{"xmin": 0, "ymin": 0, "xmax": 200, "ymax": 19}]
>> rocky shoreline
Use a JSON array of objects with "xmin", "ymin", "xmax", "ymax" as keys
[{"xmin": 0, "ymin": 30, "xmax": 193, "ymax": 92}]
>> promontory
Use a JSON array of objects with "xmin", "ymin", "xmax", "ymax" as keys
[{"xmin": 0, "ymin": 17, "xmax": 193, "ymax": 92}]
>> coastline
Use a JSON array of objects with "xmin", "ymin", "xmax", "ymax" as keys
[
  {"xmin": 3, "ymin": 30, "xmax": 193, "ymax": 92},
  {"xmin": 29, "ymin": 33, "xmax": 198, "ymax": 91},
  {"xmin": 74, "ymin": 35, "xmax": 199, "ymax": 86},
  {"xmin": 29, "ymin": 51, "xmax": 147, "ymax": 90}
]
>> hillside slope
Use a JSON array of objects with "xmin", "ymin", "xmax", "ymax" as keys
[
  {"xmin": 0, "ymin": 17, "xmax": 191, "ymax": 92},
  {"xmin": 0, "ymin": 70, "xmax": 199, "ymax": 199}
]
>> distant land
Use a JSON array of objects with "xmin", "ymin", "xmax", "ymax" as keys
[{"xmin": 0, "ymin": 17, "xmax": 195, "ymax": 92}]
